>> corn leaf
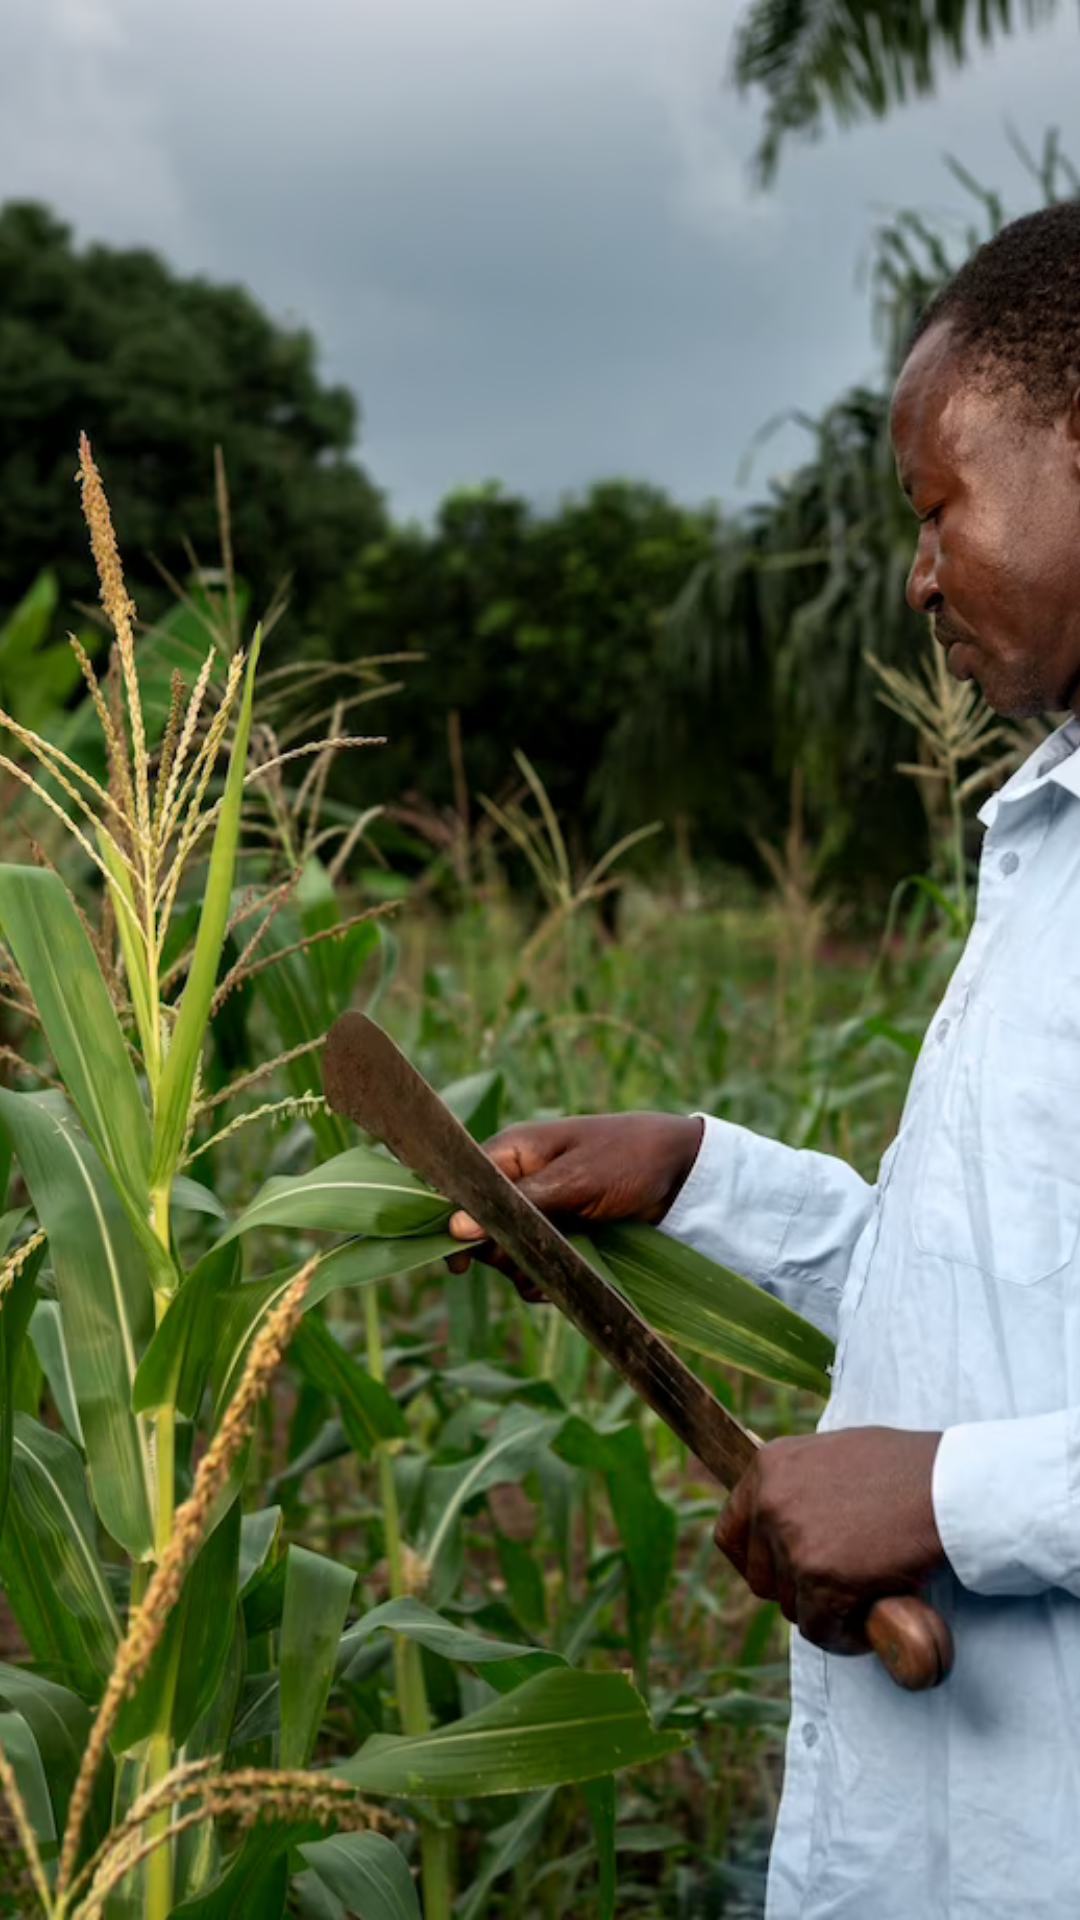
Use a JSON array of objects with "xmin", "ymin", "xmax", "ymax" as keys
[
  {"xmin": 0, "ymin": 1091, "xmax": 156, "ymax": 1558},
  {"xmin": 0, "ymin": 865, "xmax": 150, "ymax": 1206},
  {"xmin": 218, "ymin": 1145, "xmax": 452, "ymax": 1245},
  {"xmin": 439, "ymin": 1069, "xmax": 504, "ymax": 1142},
  {"xmin": 132, "ymin": 1241, "xmax": 241, "ymax": 1417},
  {"xmin": 28, "ymin": 1300, "xmax": 83, "ymax": 1445},
  {"xmin": 458, "ymin": 1792, "xmax": 557, "ymax": 1920},
  {"xmin": 586, "ymin": 1223, "xmax": 834, "ymax": 1398},
  {"xmin": 419, "ymin": 1405, "xmax": 565, "ymax": 1604},
  {"xmin": 0, "ymin": 1707, "xmax": 54, "ymax": 1850},
  {"xmin": 0, "ymin": 1415, "xmax": 120, "ymax": 1694},
  {"xmin": 209, "ymin": 1236, "xmax": 457, "ymax": 1421},
  {"xmin": 278, "ymin": 1546, "xmax": 355, "ymax": 1769},
  {"xmin": 584, "ymin": 1775, "xmax": 617, "ymax": 1920},
  {"xmin": 298, "ymin": 1834, "xmax": 421, "ymax": 1920},
  {"xmin": 291, "ymin": 1316, "xmax": 407, "ymax": 1458},
  {"xmin": 0, "ymin": 1225, "xmax": 42, "ymax": 1544},
  {"xmin": 0, "ymin": 1660, "xmax": 110, "ymax": 1844},
  {"xmin": 114, "ymin": 1497, "xmax": 242, "ymax": 1751},
  {"xmin": 171, "ymin": 1825, "xmax": 293, "ymax": 1920},
  {"xmin": 99, "ymin": 832, "xmax": 157, "ymax": 1075},
  {"xmin": 555, "ymin": 1416, "xmax": 676, "ymax": 1682},
  {"xmin": 151, "ymin": 633, "xmax": 261, "ymax": 1187},
  {"xmin": 247, "ymin": 859, "xmax": 381, "ymax": 1159},
  {"xmin": 338, "ymin": 1668, "xmax": 686, "ymax": 1796},
  {"xmin": 341, "ymin": 1597, "xmax": 563, "ymax": 1694}
]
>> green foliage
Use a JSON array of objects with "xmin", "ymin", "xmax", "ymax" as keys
[
  {"xmin": 345, "ymin": 479, "xmax": 722, "ymax": 854},
  {"xmin": 0, "ymin": 461, "xmax": 833, "ymax": 1920},
  {"xmin": 0, "ymin": 202, "xmax": 384, "ymax": 647},
  {"xmin": 734, "ymin": 0, "xmax": 1064, "ymax": 180}
]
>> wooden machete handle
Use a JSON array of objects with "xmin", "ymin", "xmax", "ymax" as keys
[{"xmin": 864, "ymin": 1594, "xmax": 954, "ymax": 1690}]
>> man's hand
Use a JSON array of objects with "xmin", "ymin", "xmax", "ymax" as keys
[
  {"xmin": 714, "ymin": 1427, "xmax": 945, "ymax": 1655},
  {"xmin": 446, "ymin": 1112, "xmax": 704, "ymax": 1298}
]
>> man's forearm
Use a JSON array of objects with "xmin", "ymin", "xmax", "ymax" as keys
[{"xmin": 657, "ymin": 1114, "xmax": 877, "ymax": 1341}]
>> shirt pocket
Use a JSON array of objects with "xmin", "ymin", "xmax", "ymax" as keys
[{"xmin": 911, "ymin": 1005, "xmax": 1080, "ymax": 1286}]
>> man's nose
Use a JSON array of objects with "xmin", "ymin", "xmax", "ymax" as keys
[{"xmin": 905, "ymin": 532, "xmax": 943, "ymax": 616}]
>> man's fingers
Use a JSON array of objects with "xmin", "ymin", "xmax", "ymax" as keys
[
  {"xmin": 449, "ymin": 1208, "xmax": 485, "ymax": 1241},
  {"xmin": 795, "ymin": 1583, "xmax": 869, "ymax": 1657},
  {"xmin": 714, "ymin": 1474, "xmax": 753, "ymax": 1576}
]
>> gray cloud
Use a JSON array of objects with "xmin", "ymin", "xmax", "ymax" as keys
[{"xmin": 2, "ymin": 0, "xmax": 1079, "ymax": 518}]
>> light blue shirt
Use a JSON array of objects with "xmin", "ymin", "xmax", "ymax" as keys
[{"xmin": 659, "ymin": 718, "xmax": 1080, "ymax": 1920}]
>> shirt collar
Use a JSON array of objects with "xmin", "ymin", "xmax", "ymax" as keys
[{"xmin": 977, "ymin": 717, "xmax": 1080, "ymax": 828}]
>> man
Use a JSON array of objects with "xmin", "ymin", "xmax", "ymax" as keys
[{"xmin": 448, "ymin": 200, "xmax": 1080, "ymax": 1917}]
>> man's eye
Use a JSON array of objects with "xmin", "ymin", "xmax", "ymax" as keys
[{"xmin": 919, "ymin": 506, "xmax": 943, "ymax": 526}]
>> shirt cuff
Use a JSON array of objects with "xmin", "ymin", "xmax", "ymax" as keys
[
  {"xmin": 656, "ymin": 1113, "xmax": 810, "ymax": 1292},
  {"xmin": 933, "ymin": 1411, "xmax": 1074, "ymax": 1596}
]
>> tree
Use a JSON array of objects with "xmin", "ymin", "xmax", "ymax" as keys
[
  {"xmin": 615, "ymin": 140, "xmax": 1079, "ymax": 888},
  {"xmin": 344, "ymin": 480, "xmax": 724, "ymax": 856},
  {"xmin": 0, "ymin": 202, "xmax": 384, "ymax": 645},
  {"xmin": 733, "ymin": 0, "xmax": 1066, "ymax": 181}
]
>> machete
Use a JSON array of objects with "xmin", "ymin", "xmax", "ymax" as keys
[{"xmin": 323, "ymin": 1010, "xmax": 953, "ymax": 1692}]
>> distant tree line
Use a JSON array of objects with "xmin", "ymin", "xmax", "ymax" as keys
[{"xmin": 0, "ymin": 162, "xmax": 1072, "ymax": 897}]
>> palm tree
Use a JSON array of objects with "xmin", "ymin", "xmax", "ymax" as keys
[
  {"xmin": 733, "ymin": 0, "xmax": 1062, "ymax": 181},
  {"xmin": 599, "ymin": 139, "xmax": 1076, "ymax": 884}
]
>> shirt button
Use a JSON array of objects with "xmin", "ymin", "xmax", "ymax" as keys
[
  {"xmin": 1000, "ymin": 851, "xmax": 1020, "ymax": 876},
  {"xmin": 802, "ymin": 1720, "xmax": 820, "ymax": 1749}
]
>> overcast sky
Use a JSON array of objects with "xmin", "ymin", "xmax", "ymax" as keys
[{"xmin": 2, "ymin": 0, "xmax": 1080, "ymax": 521}]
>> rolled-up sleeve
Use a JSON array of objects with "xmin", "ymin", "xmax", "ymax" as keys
[
  {"xmin": 933, "ymin": 1409, "xmax": 1080, "ymax": 1596},
  {"xmin": 656, "ymin": 1114, "xmax": 876, "ymax": 1342}
]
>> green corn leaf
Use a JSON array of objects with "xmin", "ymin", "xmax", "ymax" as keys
[
  {"xmin": 0, "ymin": 1415, "xmax": 120, "ymax": 1693},
  {"xmin": 28, "ymin": 1300, "xmax": 83, "ymax": 1444},
  {"xmin": 99, "ymin": 831, "xmax": 157, "ymax": 1077},
  {"xmin": 172, "ymin": 1823, "xmax": 295, "ymax": 1920},
  {"xmin": 209, "ymin": 1235, "xmax": 457, "ymax": 1420},
  {"xmin": 114, "ymin": 1496, "xmax": 241, "ymax": 1751},
  {"xmin": 290, "ymin": 1874, "xmax": 344, "ymax": 1920},
  {"xmin": 278, "ymin": 1546, "xmax": 355, "ymax": 1769},
  {"xmin": 239, "ymin": 1506, "xmax": 283, "ymax": 1592},
  {"xmin": 458, "ymin": 1791, "xmax": 557, "ymax": 1920},
  {"xmin": 0, "ymin": 865, "xmax": 150, "ymax": 1206},
  {"xmin": 246, "ymin": 858, "xmax": 381, "ymax": 1159},
  {"xmin": 587, "ymin": 1223, "xmax": 834, "ymax": 1398},
  {"xmin": 151, "ymin": 631, "xmax": 261, "ymax": 1188},
  {"xmin": 337, "ymin": 1667, "xmax": 686, "ymax": 1797},
  {"xmin": 0, "ymin": 1707, "xmax": 54, "ymax": 1851},
  {"xmin": 341, "ymin": 1597, "xmax": 563, "ymax": 1695},
  {"xmin": 0, "ymin": 1091, "xmax": 156, "ymax": 1557},
  {"xmin": 555, "ymin": 1416, "xmax": 677, "ymax": 1683},
  {"xmin": 298, "ymin": 1833, "xmax": 421, "ymax": 1920},
  {"xmin": 439, "ymin": 1069, "xmax": 504, "ymax": 1141},
  {"xmin": 0, "ymin": 1227, "xmax": 42, "ymax": 1543},
  {"xmin": 418, "ymin": 1405, "xmax": 566, "ymax": 1604},
  {"xmin": 132, "ymin": 1241, "xmax": 241, "ymax": 1417},
  {"xmin": 171, "ymin": 1175, "xmax": 228, "ymax": 1220},
  {"xmin": 218, "ymin": 1145, "xmax": 452, "ymax": 1244},
  {"xmin": 583, "ymin": 1775, "xmax": 617, "ymax": 1920},
  {"xmin": 0, "ymin": 1661, "xmax": 110, "ymax": 1845},
  {"xmin": 291, "ymin": 1316, "xmax": 407, "ymax": 1459}
]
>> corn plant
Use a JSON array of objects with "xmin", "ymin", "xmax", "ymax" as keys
[{"xmin": 0, "ymin": 443, "xmax": 831, "ymax": 1920}]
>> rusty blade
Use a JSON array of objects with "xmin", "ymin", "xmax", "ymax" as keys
[{"xmin": 323, "ymin": 1010, "xmax": 757, "ymax": 1489}]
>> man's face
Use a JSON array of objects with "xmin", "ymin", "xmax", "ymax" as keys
[{"xmin": 891, "ymin": 318, "xmax": 1080, "ymax": 717}]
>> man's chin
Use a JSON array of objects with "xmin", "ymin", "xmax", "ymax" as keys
[{"xmin": 981, "ymin": 681, "xmax": 1048, "ymax": 720}]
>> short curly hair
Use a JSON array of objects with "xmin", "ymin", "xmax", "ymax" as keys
[{"xmin": 907, "ymin": 200, "xmax": 1080, "ymax": 420}]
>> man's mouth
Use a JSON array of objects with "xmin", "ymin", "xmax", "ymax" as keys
[
  {"xmin": 931, "ymin": 616, "xmax": 979, "ymax": 680},
  {"xmin": 945, "ymin": 640, "xmax": 975, "ymax": 683}
]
